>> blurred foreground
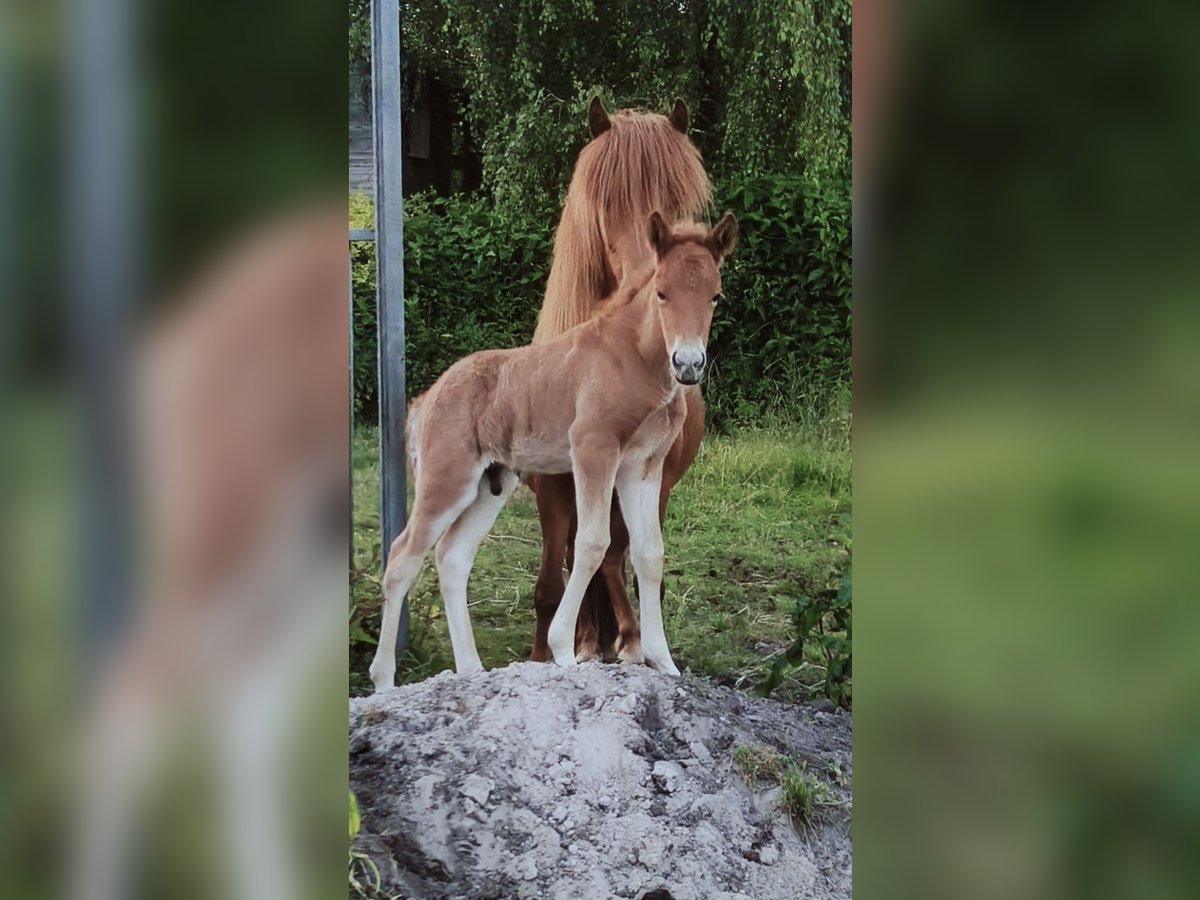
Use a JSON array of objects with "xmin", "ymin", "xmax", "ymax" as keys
[
  {"xmin": 1, "ymin": 0, "xmax": 347, "ymax": 897},
  {"xmin": 856, "ymin": 0, "xmax": 1200, "ymax": 896}
]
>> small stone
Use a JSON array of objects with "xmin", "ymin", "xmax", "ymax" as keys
[
  {"xmin": 461, "ymin": 774, "xmax": 494, "ymax": 806},
  {"xmin": 652, "ymin": 760, "xmax": 684, "ymax": 794},
  {"xmin": 597, "ymin": 795, "xmax": 613, "ymax": 809},
  {"xmin": 758, "ymin": 844, "xmax": 779, "ymax": 866}
]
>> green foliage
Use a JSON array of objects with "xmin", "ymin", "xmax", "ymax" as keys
[
  {"xmin": 350, "ymin": 191, "xmax": 549, "ymax": 419},
  {"xmin": 349, "ymin": 791, "xmax": 385, "ymax": 898},
  {"xmin": 350, "ymin": 172, "xmax": 850, "ymax": 429},
  {"xmin": 348, "ymin": 0, "xmax": 850, "ymax": 215},
  {"xmin": 758, "ymin": 556, "xmax": 852, "ymax": 707},
  {"xmin": 707, "ymin": 173, "xmax": 851, "ymax": 426}
]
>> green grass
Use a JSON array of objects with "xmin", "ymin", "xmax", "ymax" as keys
[
  {"xmin": 349, "ymin": 394, "xmax": 851, "ymax": 697},
  {"xmin": 732, "ymin": 743, "xmax": 841, "ymax": 828},
  {"xmin": 778, "ymin": 764, "xmax": 838, "ymax": 826},
  {"xmin": 732, "ymin": 743, "xmax": 791, "ymax": 785}
]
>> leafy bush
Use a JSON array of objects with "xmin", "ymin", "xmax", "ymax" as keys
[
  {"xmin": 350, "ymin": 191, "xmax": 549, "ymax": 419},
  {"xmin": 350, "ymin": 171, "xmax": 850, "ymax": 429},
  {"xmin": 707, "ymin": 173, "xmax": 851, "ymax": 425},
  {"xmin": 758, "ymin": 559, "xmax": 852, "ymax": 708},
  {"xmin": 352, "ymin": 0, "xmax": 850, "ymax": 215}
]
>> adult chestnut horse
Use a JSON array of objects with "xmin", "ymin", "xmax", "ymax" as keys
[{"xmin": 527, "ymin": 96, "xmax": 712, "ymax": 664}]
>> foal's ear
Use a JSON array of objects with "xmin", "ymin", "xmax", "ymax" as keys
[
  {"xmin": 668, "ymin": 98, "xmax": 689, "ymax": 134},
  {"xmin": 587, "ymin": 95, "xmax": 611, "ymax": 137},
  {"xmin": 647, "ymin": 211, "xmax": 671, "ymax": 256},
  {"xmin": 707, "ymin": 212, "xmax": 739, "ymax": 261}
]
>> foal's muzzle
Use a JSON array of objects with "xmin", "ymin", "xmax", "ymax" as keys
[{"xmin": 671, "ymin": 348, "xmax": 706, "ymax": 385}]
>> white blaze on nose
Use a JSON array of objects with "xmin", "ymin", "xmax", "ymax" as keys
[{"xmin": 670, "ymin": 340, "xmax": 706, "ymax": 370}]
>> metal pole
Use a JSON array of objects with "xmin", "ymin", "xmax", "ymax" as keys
[
  {"xmin": 371, "ymin": 0, "xmax": 408, "ymax": 658},
  {"xmin": 67, "ymin": 0, "xmax": 136, "ymax": 664}
]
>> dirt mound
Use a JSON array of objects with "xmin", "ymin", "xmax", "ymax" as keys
[{"xmin": 350, "ymin": 661, "xmax": 851, "ymax": 900}]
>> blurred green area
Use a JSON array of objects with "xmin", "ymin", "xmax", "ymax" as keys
[
  {"xmin": 857, "ymin": 0, "xmax": 1200, "ymax": 896},
  {"xmin": 1, "ymin": 0, "xmax": 347, "ymax": 895}
]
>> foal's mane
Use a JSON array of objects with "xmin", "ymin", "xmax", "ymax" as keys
[{"xmin": 533, "ymin": 109, "xmax": 711, "ymax": 343}]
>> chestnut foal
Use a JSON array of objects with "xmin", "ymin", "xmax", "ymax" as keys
[{"xmin": 369, "ymin": 212, "xmax": 737, "ymax": 691}]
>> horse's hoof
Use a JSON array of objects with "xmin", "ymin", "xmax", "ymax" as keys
[
  {"xmin": 370, "ymin": 673, "xmax": 395, "ymax": 693},
  {"xmin": 575, "ymin": 640, "xmax": 601, "ymax": 663},
  {"xmin": 617, "ymin": 638, "xmax": 645, "ymax": 665},
  {"xmin": 644, "ymin": 650, "xmax": 681, "ymax": 676}
]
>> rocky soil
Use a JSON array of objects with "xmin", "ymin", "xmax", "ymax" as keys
[{"xmin": 350, "ymin": 661, "xmax": 851, "ymax": 900}]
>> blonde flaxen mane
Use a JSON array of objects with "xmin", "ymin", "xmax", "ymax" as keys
[{"xmin": 533, "ymin": 106, "xmax": 712, "ymax": 343}]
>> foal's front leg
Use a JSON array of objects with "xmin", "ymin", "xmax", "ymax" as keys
[
  {"xmin": 616, "ymin": 465, "xmax": 680, "ymax": 676},
  {"xmin": 546, "ymin": 441, "xmax": 619, "ymax": 667}
]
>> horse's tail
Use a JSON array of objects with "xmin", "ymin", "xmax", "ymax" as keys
[{"xmin": 405, "ymin": 394, "xmax": 425, "ymax": 478}]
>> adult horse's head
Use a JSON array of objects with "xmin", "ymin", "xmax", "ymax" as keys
[
  {"xmin": 535, "ymin": 96, "xmax": 711, "ymax": 343},
  {"xmin": 646, "ymin": 211, "xmax": 738, "ymax": 385}
]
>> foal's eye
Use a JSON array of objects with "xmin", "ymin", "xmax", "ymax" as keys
[{"xmin": 657, "ymin": 291, "xmax": 667, "ymax": 302}]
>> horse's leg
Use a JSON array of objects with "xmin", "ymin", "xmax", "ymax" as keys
[
  {"xmin": 616, "ymin": 464, "xmax": 680, "ymax": 676},
  {"xmin": 601, "ymin": 504, "xmax": 643, "ymax": 664},
  {"xmin": 643, "ymin": 386, "xmax": 706, "ymax": 632},
  {"xmin": 546, "ymin": 440, "xmax": 619, "ymax": 667},
  {"xmin": 530, "ymin": 474, "xmax": 572, "ymax": 662},
  {"xmin": 369, "ymin": 463, "xmax": 483, "ymax": 692},
  {"xmin": 435, "ymin": 467, "xmax": 518, "ymax": 674}
]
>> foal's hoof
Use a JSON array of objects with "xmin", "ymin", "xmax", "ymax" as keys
[
  {"xmin": 549, "ymin": 641, "xmax": 579, "ymax": 668},
  {"xmin": 644, "ymin": 650, "xmax": 681, "ymax": 677},
  {"xmin": 368, "ymin": 662, "xmax": 395, "ymax": 694}
]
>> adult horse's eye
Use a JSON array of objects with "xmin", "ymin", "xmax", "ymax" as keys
[
  {"xmin": 712, "ymin": 293, "xmax": 723, "ymax": 304},
  {"xmin": 657, "ymin": 291, "xmax": 667, "ymax": 302}
]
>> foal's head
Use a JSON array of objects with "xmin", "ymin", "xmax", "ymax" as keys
[{"xmin": 645, "ymin": 212, "xmax": 739, "ymax": 385}]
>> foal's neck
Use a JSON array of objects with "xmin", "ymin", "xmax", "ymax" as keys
[{"xmin": 613, "ymin": 282, "xmax": 674, "ymax": 392}]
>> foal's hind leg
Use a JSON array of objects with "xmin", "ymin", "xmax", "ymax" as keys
[
  {"xmin": 369, "ymin": 463, "xmax": 483, "ymax": 692},
  {"xmin": 435, "ymin": 467, "xmax": 518, "ymax": 674}
]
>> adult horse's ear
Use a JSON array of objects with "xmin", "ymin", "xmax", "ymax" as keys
[
  {"xmin": 648, "ymin": 211, "xmax": 670, "ymax": 256},
  {"xmin": 587, "ymin": 95, "xmax": 611, "ymax": 137},
  {"xmin": 668, "ymin": 98, "xmax": 689, "ymax": 134},
  {"xmin": 707, "ymin": 212, "xmax": 739, "ymax": 261}
]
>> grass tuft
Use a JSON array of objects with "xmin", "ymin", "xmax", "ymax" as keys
[
  {"xmin": 733, "ymin": 743, "xmax": 840, "ymax": 828},
  {"xmin": 778, "ymin": 765, "xmax": 837, "ymax": 826},
  {"xmin": 732, "ymin": 744, "xmax": 790, "ymax": 785}
]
